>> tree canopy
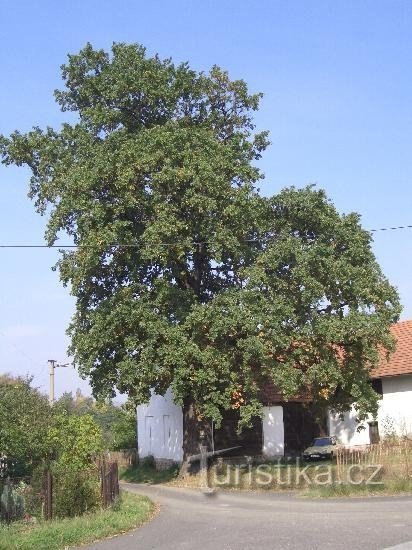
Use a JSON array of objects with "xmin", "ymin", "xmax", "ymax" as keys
[{"xmin": 0, "ymin": 43, "xmax": 400, "ymax": 435}]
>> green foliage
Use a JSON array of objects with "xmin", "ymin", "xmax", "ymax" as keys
[
  {"xmin": 0, "ymin": 373, "xmax": 107, "ymax": 474},
  {"xmin": 0, "ymin": 480, "xmax": 25, "ymax": 523},
  {"xmin": 89, "ymin": 400, "xmax": 136, "ymax": 451},
  {"xmin": 0, "ymin": 491, "xmax": 154, "ymax": 550},
  {"xmin": 0, "ymin": 377, "xmax": 107, "ymax": 521},
  {"xmin": 54, "ymin": 391, "xmax": 136, "ymax": 450},
  {"xmin": 47, "ymin": 413, "xmax": 103, "ymax": 470},
  {"xmin": 52, "ymin": 463, "xmax": 100, "ymax": 518},
  {"xmin": 53, "ymin": 390, "xmax": 95, "ymax": 416},
  {"xmin": 0, "ymin": 43, "xmax": 401, "ymax": 431},
  {"xmin": 0, "ymin": 375, "xmax": 51, "ymax": 476},
  {"xmin": 119, "ymin": 463, "xmax": 179, "ymax": 484},
  {"xmin": 179, "ymin": 186, "xmax": 401, "ymax": 425},
  {"xmin": 46, "ymin": 414, "xmax": 103, "ymax": 517},
  {"xmin": 140, "ymin": 455, "xmax": 155, "ymax": 469}
]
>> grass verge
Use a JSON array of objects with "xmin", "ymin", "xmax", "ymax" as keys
[
  {"xmin": 119, "ymin": 460, "xmax": 412, "ymax": 499},
  {"xmin": 119, "ymin": 464, "xmax": 179, "ymax": 484},
  {"xmin": 165, "ymin": 461, "xmax": 412, "ymax": 497},
  {"xmin": 0, "ymin": 490, "xmax": 154, "ymax": 550},
  {"xmin": 302, "ymin": 478, "xmax": 412, "ymax": 498}
]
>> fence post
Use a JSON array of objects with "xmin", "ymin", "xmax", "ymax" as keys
[
  {"xmin": 100, "ymin": 457, "xmax": 107, "ymax": 507},
  {"xmin": 100, "ymin": 459, "xmax": 119, "ymax": 507},
  {"xmin": 43, "ymin": 470, "xmax": 53, "ymax": 520},
  {"xmin": 112, "ymin": 462, "xmax": 119, "ymax": 501}
]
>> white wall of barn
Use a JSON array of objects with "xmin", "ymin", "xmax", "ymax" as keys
[
  {"xmin": 137, "ymin": 392, "xmax": 287, "ymax": 461},
  {"xmin": 262, "ymin": 406, "xmax": 284, "ymax": 458},
  {"xmin": 328, "ymin": 406, "xmax": 371, "ymax": 446},
  {"xmin": 137, "ymin": 388, "xmax": 183, "ymax": 462},
  {"xmin": 378, "ymin": 375, "xmax": 412, "ymax": 437},
  {"xmin": 328, "ymin": 374, "xmax": 412, "ymax": 446}
]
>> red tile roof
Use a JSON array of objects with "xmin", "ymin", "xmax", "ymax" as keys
[
  {"xmin": 372, "ymin": 320, "xmax": 412, "ymax": 378},
  {"xmin": 260, "ymin": 321, "xmax": 412, "ymax": 403}
]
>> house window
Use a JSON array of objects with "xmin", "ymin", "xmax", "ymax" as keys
[{"xmin": 368, "ymin": 421, "xmax": 380, "ymax": 444}]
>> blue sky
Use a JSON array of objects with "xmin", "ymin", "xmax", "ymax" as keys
[{"xmin": 1, "ymin": 0, "xmax": 412, "ymax": 397}]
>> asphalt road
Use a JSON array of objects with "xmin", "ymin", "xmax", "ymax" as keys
[{"xmin": 83, "ymin": 483, "xmax": 412, "ymax": 550}]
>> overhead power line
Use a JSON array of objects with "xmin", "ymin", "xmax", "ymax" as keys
[
  {"xmin": 0, "ymin": 329, "xmax": 43, "ymax": 370},
  {"xmin": 0, "ymin": 224, "xmax": 411, "ymax": 249},
  {"xmin": 369, "ymin": 224, "xmax": 412, "ymax": 232}
]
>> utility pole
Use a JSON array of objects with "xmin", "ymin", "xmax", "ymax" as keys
[
  {"xmin": 48, "ymin": 359, "xmax": 56, "ymax": 405},
  {"xmin": 48, "ymin": 359, "xmax": 70, "ymax": 405}
]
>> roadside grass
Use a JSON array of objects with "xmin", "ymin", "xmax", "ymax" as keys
[
  {"xmin": 167, "ymin": 460, "xmax": 412, "ymax": 497},
  {"xmin": 302, "ymin": 478, "xmax": 412, "ymax": 498},
  {"xmin": 0, "ymin": 490, "xmax": 154, "ymax": 550},
  {"xmin": 165, "ymin": 461, "xmax": 332, "ymax": 490},
  {"xmin": 119, "ymin": 445, "xmax": 412, "ymax": 498},
  {"xmin": 119, "ymin": 464, "xmax": 179, "ymax": 484}
]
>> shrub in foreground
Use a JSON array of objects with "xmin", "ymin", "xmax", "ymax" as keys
[{"xmin": 52, "ymin": 464, "xmax": 101, "ymax": 518}]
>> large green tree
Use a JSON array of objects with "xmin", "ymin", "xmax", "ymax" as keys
[{"xmin": 0, "ymin": 43, "xmax": 400, "ymax": 457}]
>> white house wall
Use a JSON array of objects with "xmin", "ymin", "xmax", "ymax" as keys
[
  {"xmin": 329, "ymin": 374, "xmax": 412, "ymax": 446},
  {"xmin": 378, "ymin": 375, "xmax": 412, "ymax": 437},
  {"xmin": 262, "ymin": 406, "xmax": 284, "ymax": 458},
  {"xmin": 137, "ymin": 388, "xmax": 183, "ymax": 462},
  {"xmin": 328, "ymin": 406, "xmax": 371, "ymax": 446}
]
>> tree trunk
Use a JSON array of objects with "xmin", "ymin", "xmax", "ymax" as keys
[{"xmin": 179, "ymin": 399, "xmax": 213, "ymax": 477}]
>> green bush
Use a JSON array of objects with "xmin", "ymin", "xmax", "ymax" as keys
[
  {"xmin": 47, "ymin": 413, "xmax": 103, "ymax": 470},
  {"xmin": 53, "ymin": 392, "xmax": 137, "ymax": 451},
  {"xmin": 52, "ymin": 464, "xmax": 101, "ymax": 518},
  {"xmin": 141, "ymin": 455, "xmax": 155, "ymax": 469},
  {"xmin": 0, "ymin": 375, "xmax": 51, "ymax": 477}
]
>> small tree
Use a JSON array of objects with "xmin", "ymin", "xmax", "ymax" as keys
[
  {"xmin": 0, "ymin": 375, "xmax": 51, "ymax": 476},
  {"xmin": 47, "ymin": 413, "xmax": 103, "ymax": 470},
  {"xmin": 54, "ymin": 391, "xmax": 136, "ymax": 450},
  {"xmin": 47, "ymin": 413, "xmax": 103, "ymax": 517}
]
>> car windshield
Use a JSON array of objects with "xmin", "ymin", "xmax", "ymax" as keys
[{"xmin": 312, "ymin": 437, "xmax": 333, "ymax": 447}]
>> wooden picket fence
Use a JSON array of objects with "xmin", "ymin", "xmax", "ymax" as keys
[
  {"xmin": 105, "ymin": 449, "xmax": 138, "ymax": 469},
  {"xmin": 41, "ymin": 459, "xmax": 120, "ymax": 520},
  {"xmin": 336, "ymin": 440, "xmax": 412, "ymax": 481}
]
